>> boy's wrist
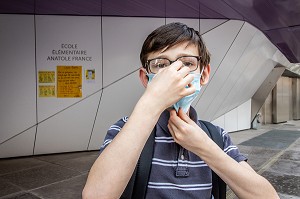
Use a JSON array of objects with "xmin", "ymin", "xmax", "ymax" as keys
[{"xmin": 138, "ymin": 92, "xmax": 165, "ymax": 116}]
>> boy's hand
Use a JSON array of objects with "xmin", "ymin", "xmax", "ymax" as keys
[
  {"xmin": 144, "ymin": 61, "xmax": 196, "ymax": 111},
  {"xmin": 167, "ymin": 108, "xmax": 209, "ymax": 153}
]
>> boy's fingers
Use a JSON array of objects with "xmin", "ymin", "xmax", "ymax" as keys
[
  {"xmin": 170, "ymin": 60, "xmax": 183, "ymax": 71},
  {"xmin": 178, "ymin": 108, "xmax": 193, "ymax": 124},
  {"xmin": 184, "ymin": 84, "xmax": 196, "ymax": 96},
  {"xmin": 168, "ymin": 123, "xmax": 176, "ymax": 137},
  {"xmin": 169, "ymin": 109, "xmax": 177, "ymax": 119},
  {"xmin": 177, "ymin": 66, "xmax": 190, "ymax": 78},
  {"xmin": 182, "ymin": 74, "xmax": 194, "ymax": 85},
  {"xmin": 169, "ymin": 109, "xmax": 186, "ymax": 127}
]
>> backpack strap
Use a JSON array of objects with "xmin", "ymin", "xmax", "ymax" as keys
[
  {"xmin": 199, "ymin": 120, "xmax": 226, "ymax": 199},
  {"xmin": 120, "ymin": 127, "xmax": 156, "ymax": 199}
]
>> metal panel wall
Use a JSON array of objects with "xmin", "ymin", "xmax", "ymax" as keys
[
  {"xmin": 261, "ymin": 93, "xmax": 273, "ymax": 124},
  {"xmin": 273, "ymin": 77, "xmax": 292, "ymax": 123},
  {"xmin": 251, "ymin": 67, "xmax": 285, "ymax": 122},
  {"xmin": 283, "ymin": 77, "xmax": 292, "ymax": 121},
  {"xmin": 289, "ymin": 78, "xmax": 293, "ymax": 120},
  {"xmin": 293, "ymin": 78, "xmax": 300, "ymax": 119}
]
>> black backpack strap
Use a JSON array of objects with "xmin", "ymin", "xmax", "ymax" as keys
[
  {"xmin": 199, "ymin": 120, "xmax": 226, "ymax": 199},
  {"xmin": 121, "ymin": 127, "xmax": 156, "ymax": 199}
]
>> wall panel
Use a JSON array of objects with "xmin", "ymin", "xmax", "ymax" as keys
[
  {"xmin": 251, "ymin": 67, "xmax": 285, "ymax": 121},
  {"xmin": 0, "ymin": 15, "xmax": 36, "ymax": 144},
  {"xmin": 194, "ymin": 20, "xmax": 244, "ymax": 120},
  {"xmin": 89, "ymin": 71, "xmax": 144, "ymax": 150},
  {"xmin": 200, "ymin": 20, "xmax": 244, "ymax": 82},
  {"xmin": 199, "ymin": 19, "xmax": 227, "ymax": 35},
  {"xmin": 224, "ymin": 108, "xmax": 238, "ymax": 132},
  {"xmin": 211, "ymin": 115, "xmax": 225, "ymax": 130},
  {"xmin": 293, "ymin": 79, "xmax": 300, "ymax": 119},
  {"xmin": 34, "ymin": 92, "xmax": 101, "ymax": 154},
  {"xmin": 197, "ymin": 22, "xmax": 257, "ymax": 121},
  {"xmin": 272, "ymin": 77, "xmax": 292, "ymax": 123},
  {"xmin": 237, "ymin": 99, "xmax": 251, "ymax": 130},
  {"xmin": 213, "ymin": 100, "xmax": 251, "ymax": 133},
  {"xmin": 0, "ymin": 126, "xmax": 36, "ymax": 158},
  {"xmin": 264, "ymin": 92, "xmax": 273, "ymax": 124},
  {"xmin": 102, "ymin": 17, "xmax": 164, "ymax": 87}
]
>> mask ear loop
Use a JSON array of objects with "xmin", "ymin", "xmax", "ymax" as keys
[
  {"xmin": 142, "ymin": 67, "xmax": 151, "ymax": 80},
  {"xmin": 144, "ymin": 68, "xmax": 155, "ymax": 82},
  {"xmin": 200, "ymin": 65, "xmax": 205, "ymax": 79}
]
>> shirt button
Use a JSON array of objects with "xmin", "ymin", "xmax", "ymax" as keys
[{"xmin": 181, "ymin": 154, "xmax": 184, "ymax": 160}]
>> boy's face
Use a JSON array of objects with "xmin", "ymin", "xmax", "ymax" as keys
[
  {"xmin": 146, "ymin": 41, "xmax": 201, "ymax": 74},
  {"xmin": 139, "ymin": 41, "xmax": 210, "ymax": 88}
]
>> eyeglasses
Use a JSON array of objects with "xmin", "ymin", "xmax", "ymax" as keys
[{"xmin": 146, "ymin": 56, "xmax": 201, "ymax": 74}]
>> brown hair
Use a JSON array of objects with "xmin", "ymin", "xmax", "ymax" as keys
[{"xmin": 140, "ymin": 22, "xmax": 210, "ymax": 70}]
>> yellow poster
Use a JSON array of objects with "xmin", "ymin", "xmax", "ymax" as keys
[
  {"xmin": 39, "ymin": 71, "xmax": 55, "ymax": 83},
  {"xmin": 57, "ymin": 66, "xmax": 82, "ymax": 98},
  {"xmin": 39, "ymin": 85, "xmax": 56, "ymax": 97}
]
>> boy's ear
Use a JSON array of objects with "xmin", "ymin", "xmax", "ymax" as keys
[
  {"xmin": 139, "ymin": 67, "xmax": 148, "ymax": 88},
  {"xmin": 200, "ymin": 64, "xmax": 211, "ymax": 86}
]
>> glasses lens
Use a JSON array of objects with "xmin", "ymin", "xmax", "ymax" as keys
[
  {"xmin": 178, "ymin": 57, "xmax": 198, "ymax": 71},
  {"xmin": 149, "ymin": 59, "xmax": 170, "ymax": 74}
]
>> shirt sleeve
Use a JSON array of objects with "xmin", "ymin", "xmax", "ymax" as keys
[
  {"xmin": 99, "ymin": 116, "xmax": 128, "ymax": 154},
  {"xmin": 217, "ymin": 126, "xmax": 248, "ymax": 162}
]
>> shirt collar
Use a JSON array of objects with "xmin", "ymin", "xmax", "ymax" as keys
[{"xmin": 157, "ymin": 106, "xmax": 199, "ymax": 133}]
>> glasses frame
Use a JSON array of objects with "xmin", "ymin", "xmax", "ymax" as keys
[{"xmin": 145, "ymin": 55, "xmax": 201, "ymax": 74}]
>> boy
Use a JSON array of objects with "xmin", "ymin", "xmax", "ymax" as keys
[{"xmin": 83, "ymin": 22, "xmax": 278, "ymax": 199}]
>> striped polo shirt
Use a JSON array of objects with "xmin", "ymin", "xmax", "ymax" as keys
[{"xmin": 99, "ymin": 107, "xmax": 247, "ymax": 199}]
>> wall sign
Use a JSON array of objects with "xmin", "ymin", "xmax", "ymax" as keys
[
  {"xmin": 38, "ymin": 71, "xmax": 55, "ymax": 83},
  {"xmin": 57, "ymin": 66, "xmax": 82, "ymax": 98},
  {"xmin": 39, "ymin": 85, "xmax": 56, "ymax": 97}
]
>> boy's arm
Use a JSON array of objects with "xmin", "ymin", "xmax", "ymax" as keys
[
  {"xmin": 82, "ymin": 62, "xmax": 194, "ymax": 199},
  {"xmin": 200, "ymin": 140, "xmax": 279, "ymax": 199},
  {"xmin": 82, "ymin": 96, "xmax": 162, "ymax": 199},
  {"xmin": 168, "ymin": 109, "xmax": 279, "ymax": 199}
]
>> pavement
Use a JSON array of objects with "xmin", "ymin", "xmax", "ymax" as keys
[
  {"xmin": 0, "ymin": 120, "xmax": 299, "ymax": 199},
  {"xmin": 228, "ymin": 120, "xmax": 300, "ymax": 199}
]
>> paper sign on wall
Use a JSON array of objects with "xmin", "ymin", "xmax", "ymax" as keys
[
  {"xmin": 85, "ymin": 69, "xmax": 95, "ymax": 84},
  {"xmin": 57, "ymin": 66, "xmax": 82, "ymax": 98},
  {"xmin": 38, "ymin": 71, "xmax": 56, "ymax": 97},
  {"xmin": 39, "ymin": 71, "xmax": 55, "ymax": 83},
  {"xmin": 39, "ymin": 85, "xmax": 56, "ymax": 97}
]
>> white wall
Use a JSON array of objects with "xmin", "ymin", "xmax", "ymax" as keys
[
  {"xmin": 34, "ymin": 15, "xmax": 103, "ymax": 154},
  {"xmin": 0, "ymin": 14, "xmax": 293, "ymax": 158},
  {"xmin": 0, "ymin": 15, "xmax": 36, "ymax": 157},
  {"xmin": 212, "ymin": 99, "xmax": 251, "ymax": 132},
  {"xmin": 194, "ymin": 21, "xmax": 280, "ymax": 122}
]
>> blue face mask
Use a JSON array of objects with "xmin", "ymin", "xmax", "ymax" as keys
[{"xmin": 147, "ymin": 70, "xmax": 204, "ymax": 113}]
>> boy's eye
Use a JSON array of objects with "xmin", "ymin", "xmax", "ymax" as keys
[
  {"xmin": 156, "ymin": 63, "xmax": 167, "ymax": 68},
  {"xmin": 183, "ymin": 62, "xmax": 194, "ymax": 67}
]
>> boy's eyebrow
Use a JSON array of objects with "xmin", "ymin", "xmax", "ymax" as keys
[
  {"xmin": 176, "ymin": 53, "xmax": 199, "ymax": 57},
  {"xmin": 152, "ymin": 53, "xmax": 198, "ymax": 60}
]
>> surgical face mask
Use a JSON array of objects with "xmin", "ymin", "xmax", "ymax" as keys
[{"xmin": 147, "ymin": 68, "xmax": 204, "ymax": 113}]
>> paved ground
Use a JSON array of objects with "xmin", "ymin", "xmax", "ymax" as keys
[
  {"xmin": 0, "ymin": 120, "xmax": 299, "ymax": 199},
  {"xmin": 228, "ymin": 120, "xmax": 300, "ymax": 199}
]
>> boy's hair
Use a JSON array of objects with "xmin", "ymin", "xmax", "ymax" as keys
[{"xmin": 140, "ymin": 22, "xmax": 210, "ymax": 70}]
